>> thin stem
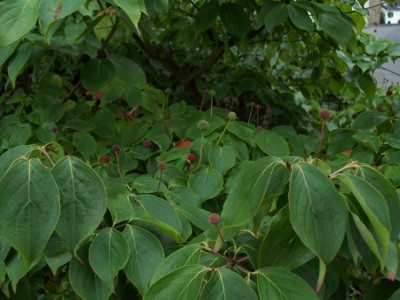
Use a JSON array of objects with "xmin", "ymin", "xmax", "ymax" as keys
[
  {"xmin": 114, "ymin": 152, "xmax": 123, "ymax": 183},
  {"xmin": 40, "ymin": 147, "xmax": 55, "ymax": 167},
  {"xmin": 147, "ymin": 149, "xmax": 153, "ymax": 175},
  {"xmin": 199, "ymin": 133, "xmax": 204, "ymax": 164},
  {"xmin": 157, "ymin": 170, "xmax": 164, "ymax": 193},
  {"xmin": 316, "ymin": 120, "xmax": 325, "ymax": 166},
  {"xmin": 247, "ymin": 107, "xmax": 254, "ymax": 124},
  {"xmin": 214, "ymin": 224, "xmax": 230, "ymax": 258},
  {"xmin": 216, "ymin": 121, "xmax": 231, "ymax": 145}
]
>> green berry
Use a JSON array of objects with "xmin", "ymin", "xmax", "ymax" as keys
[
  {"xmin": 228, "ymin": 111, "xmax": 237, "ymax": 121},
  {"xmin": 197, "ymin": 120, "xmax": 210, "ymax": 131}
]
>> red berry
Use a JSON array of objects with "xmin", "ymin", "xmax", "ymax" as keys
[
  {"xmin": 157, "ymin": 161, "xmax": 167, "ymax": 170},
  {"xmin": 319, "ymin": 108, "xmax": 330, "ymax": 120},
  {"xmin": 112, "ymin": 144, "xmax": 120, "ymax": 154},
  {"xmin": 266, "ymin": 108, "xmax": 272, "ymax": 117},
  {"xmin": 143, "ymin": 139, "xmax": 152, "ymax": 148},
  {"xmin": 386, "ymin": 89, "xmax": 393, "ymax": 96},
  {"xmin": 208, "ymin": 213, "xmax": 220, "ymax": 225},
  {"xmin": 187, "ymin": 153, "xmax": 196, "ymax": 162},
  {"xmin": 51, "ymin": 127, "xmax": 58, "ymax": 133},
  {"xmin": 102, "ymin": 155, "xmax": 110, "ymax": 164},
  {"xmin": 176, "ymin": 141, "xmax": 191, "ymax": 148}
]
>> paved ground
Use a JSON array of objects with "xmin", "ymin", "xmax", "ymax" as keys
[{"xmin": 364, "ymin": 25, "xmax": 400, "ymax": 86}]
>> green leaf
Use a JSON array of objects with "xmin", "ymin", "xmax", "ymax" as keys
[
  {"xmin": 121, "ymin": 122, "xmax": 150, "ymax": 146},
  {"xmin": 0, "ymin": 0, "xmax": 39, "ymax": 48},
  {"xmin": 289, "ymin": 163, "xmax": 347, "ymax": 264},
  {"xmin": 109, "ymin": 55, "xmax": 146, "ymax": 87},
  {"xmin": 123, "ymin": 225, "xmax": 164, "ymax": 295},
  {"xmin": 259, "ymin": 206, "xmax": 314, "ymax": 270},
  {"xmin": 114, "ymin": 0, "xmax": 146, "ymax": 30},
  {"xmin": 134, "ymin": 194, "xmax": 184, "ymax": 242},
  {"xmin": 195, "ymin": 0, "xmax": 220, "ymax": 35},
  {"xmin": 177, "ymin": 205, "xmax": 214, "ymax": 232},
  {"xmin": 57, "ymin": 0, "xmax": 86, "ymax": 19},
  {"xmin": 51, "ymin": 156, "xmax": 107, "ymax": 252},
  {"xmin": 188, "ymin": 166, "xmax": 224, "ymax": 202},
  {"xmin": 8, "ymin": 43, "xmax": 32, "ymax": 88},
  {"xmin": 145, "ymin": 265, "xmax": 207, "ymax": 300},
  {"xmin": 219, "ymin": 3, "xmax": 250, "ymax": 40},
  {"xmin": 208, "ymin": 145, "xmax": 236, "ymax": 176},
  {"xmin": 89, "ymin": 228, "xmax": 129, "ymax": 288},
  {"xmin": 357, "ymin": 74, "xmax": 376, "ymax": 101},
  {"xmin": 73, "ymin": 132, "xmax": 97, "ymax": 159},
  {"xmin": 256, "ymin": 130, "xmax": 290, "ymax": 157},
  {"xmin": 0, "ymin": 159, "xmax": 60, "ymax": 264},
  {"xmin": 69, "ymin": 243, "xmax": 112, "ymax": 300},
  {"xmin": 337, "ymin": 173, "xmax": 391, "ymax": 264},
  {"xmin": 200, "ymin": 268, "xmax": 258, "ymax": 300},
  {"xmin": 81, "ymin": 58, "xmax": 116, "ymax": 95},
  {"xmin": 0, "ymin": 145, "xmax": 34, "ymax": 177},
  {"xmin": 288, "ymin": 4, "xmax": 313, "ymax": 32},
  {"xmin": 256, "ymin": 267, "xmax": 319, "ymax": 300},
  {"xmin": 263, "ymin": 2, "xmax": 288, "ymax": 33},
  {"xmin": 222, "ymin": 157, "xmax": 288, "ymax": 227},
  {"xmin": 0, "ymin": 42, "xmax": 19, "ymax": 68},
  {"xmin": 151, "ymin": 244, "xmax": 202, "ymax": 284},
  {"xmin": 318, "ymin": 12, "xmax": 353, "ymax": 46},
  {"xmin": 353, "ymin": 111, "xmax": 389, "ymax": 129},
  {"xmin": 226, "ymin": 121, "xmax": 255, "ymax": 145},
  {"xmin": 356, "ymin": 165, "xmax": 400, "ymax": 242}
]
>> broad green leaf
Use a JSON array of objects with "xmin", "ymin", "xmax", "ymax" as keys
[
  {"xmin": 222, "ymin": 157, "xmax": 288, "ymax": 227},
  {"xmin": 121, "ymin": 122, "xmax": 150, "ymax": 146},
  {"xmin": 219, "ymin": 3, "xmax": 250, "ymax": 40},
  {"xmin": 357, "ymin": 74, "xmax": 376, "ymax": 101},
  {"xmin": 350, "ymin": 212, "xmax": 383, "ymax": 267},
  {"xmin": 72, "ymin": 132, "xmax": 97, "ymax": 159},
  {"xmin": 256, "ymin": 130, "xmax": 290, "ymax": 157},
  {"xmin": 337, "ymin": 173, "xmax": 391, "ymax": 263},
  {"xmin": 353, "ymin": 111, "xmax": 389, "ymax": 129},
  {"xmin": 259, "ymin": 206, "xmax": 314, "ymax": 270},
  {"xmin": 263, "ymin": 2, "xmax": 288, "ymax": 33},
  {"xmin": 134, "ymin": 194, "xmax": 184, "ymax": 242},
  {"xmin": 389, "ymin": 44, "xmax": 400, "ymax": 58},
  {"xmin": 200, "ymin": 268, "xmax": 258, "ymax": 300},
  {"xmin": 51, "ymin": 156, "xmax": 107, "ymax": 252},
  {"xmin": 318, "ymin": 12, "xmax": 353, "ymax": 46},
  {"xmin": 0, "ymin": 0, "xmax": 39, "ymax": 48},
  {"xmin": 356, "ymin": 165, "xmax": 400, "ymax": 242},
  {"xmin": 226, "ymin": 121, "xmax": 255, "ymax": 145},
  {"xmin": 57, "ymin": 0, "xmax": 86, "ymax": 19},
  {"xmin": 151, "ymin": 244, "xmax": 202, "ymax": 284},
  {"xmin": 256, "ymin": 267, "xmax": 319, "ymax": 300},
  {"xmin": 0, "ymin": 145, "xmax": 34, "ymax": 177},
  {"xmin": 177, "ymin": 205, "xmax": 213, "ymax": 232},
  {"xmin": 188, "ymin": 166, "xmax": 224, "ymax": 202},
  {"xmin": 8, "ymin": 43, "xmax": 32, "ymax": 88},
  {"xmin": 288, "ymin": 4, "xmax": 313, "ymax": 32},
  {"xmin": 64, "ymin": 119, "xmax": 95, "ymax": 132},
  {"xmin": 289, "ymin": 163, "xmax": 347, "ymax": 264},
  {"xmin": 109, "ymin": 55, "xmax": 146, "ymax": 87},
  {"xmin": 169, "ymin": 186, "xmax": 200, "ymax": 207},
  {"xmin": 89, "ymin": 228, "xmax": 129, "ymax": 288},
  {"xmin": 144, "ymin": 265, "xmax": 207, "ymax": 300},
  {"xmin": 114, "ymin": 0, "xmax": 146, "ymax": 30},
  {"xmin": 81, "ymin": 58, "xmax": 116, "ymax": 95},
  {"xmin": 43, "ymin": 234, "xmax": 72, "ymax": 276},
  {"xmin": 195, "ymin": 0, "xmax": 220, "ymax": 35},
  {"xmin": 0, "ymin": 42, "xmax": 19, "ymax": 68},
  {"xmin": 208, "ymin": 145, "xmax": 236, "ymax": 176},
  {"xmin": 0, "ymin": 159, "xmax": 60, "ymax": 264},
  {"xmin": 69, "ymin": 243, "xmax": 112, "ymax": 300},
  {"xmin": 5, "ymin": 251, "xmax": 43, "ymax": 292},
  {"xmin": 123, "ymin": 225, "xmax": 164, "ymax": 295},
  {"xmin": 106, "ymin": 183, "xmax": 134, "ymax": 225}
]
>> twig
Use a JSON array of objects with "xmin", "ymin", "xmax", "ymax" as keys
[{"xmin": 329, "ymin": 161, "xmax": 359, "ymax": 179}]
